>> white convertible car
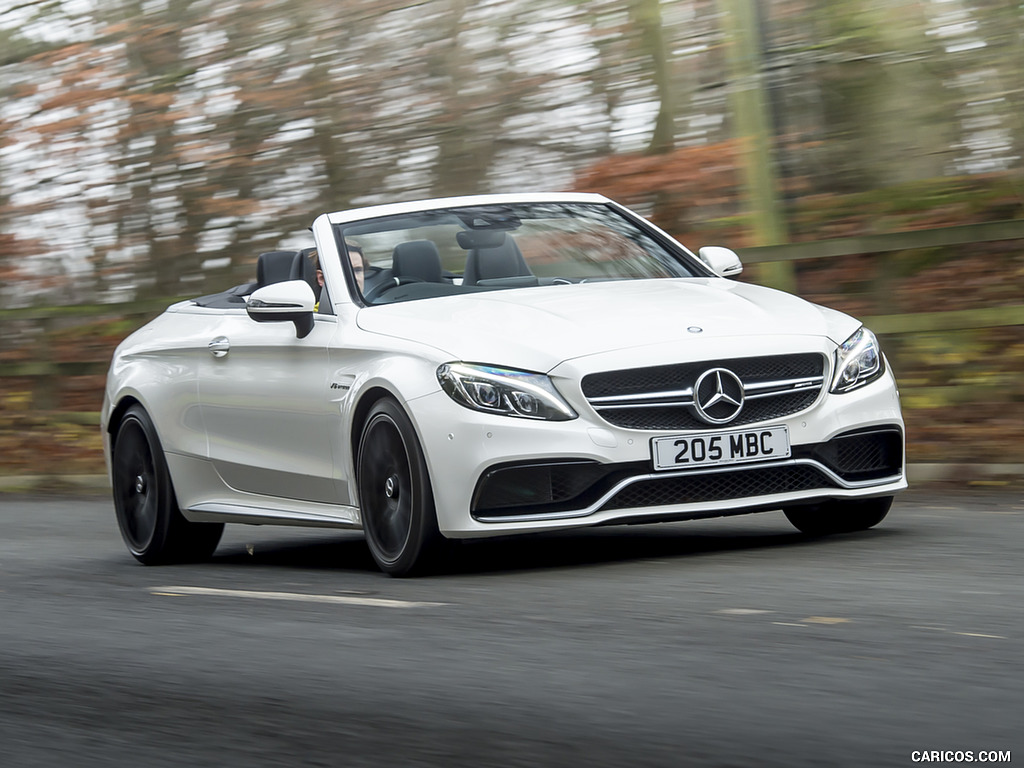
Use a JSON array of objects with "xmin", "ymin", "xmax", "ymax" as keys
[{"xmin": 103, "ymin": 193, "xmax": 906, "ymax": 575}]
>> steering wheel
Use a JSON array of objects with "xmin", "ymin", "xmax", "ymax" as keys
[{"xmin": 363, "ymin": 275, "xmax": 425, "ymax": 303}]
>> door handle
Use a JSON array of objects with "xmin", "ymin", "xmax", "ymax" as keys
[{"xmin": 208, "ymin": 337, "xmax": 230, "ymax": 358}]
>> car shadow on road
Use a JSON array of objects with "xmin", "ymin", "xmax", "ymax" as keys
[
  {"xmin": 209, "ymin": 514, "xmax": 905, "ymax": 577},
  {"xmin": 438, "ymin": 521, "xmax": 903, "ymax": 576},
  {"xmin": 213, "ymin": 531, "xmax": 380, "ymax": 572}
]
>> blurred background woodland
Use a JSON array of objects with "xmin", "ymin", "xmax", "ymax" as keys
[{"xmin": 0, "ymin": 0, "xmax": 1022, "ymax": 481}]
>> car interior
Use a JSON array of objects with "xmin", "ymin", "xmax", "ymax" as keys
[
  {"xmin": 459, "ymin": 229, "xmax": 533, "ymax": 286},
  {"xmin": 191, "ymin": 200, "xmax": 700, "ymax": 311},
  {"xmin": 191, "ymin": 248, "xmax": 330, "ymax": 312}
]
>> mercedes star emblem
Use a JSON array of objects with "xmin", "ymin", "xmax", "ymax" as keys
[{"xmin": 693, "ymin": 368, "xmax": 745, "ymax": 424}]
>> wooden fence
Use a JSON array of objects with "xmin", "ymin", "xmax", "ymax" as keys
[{"xmin": 1, "ymin": 219, "xmax": 1022, "ymax": 478}]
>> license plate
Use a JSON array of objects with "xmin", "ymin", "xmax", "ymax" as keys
[{"xmin": 652, "ymin": 426, "xmax": 791, "ymax": 471}]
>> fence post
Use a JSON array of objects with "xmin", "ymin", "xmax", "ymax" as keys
[{"xmin": 719, "ymin": 0, "xmax": 796, "ymax": 294}]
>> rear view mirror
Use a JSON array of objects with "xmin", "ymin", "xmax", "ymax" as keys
[
  {"xmin": 698, "ymin": 246, "xmax": 743, "ymax": 277},
  {"xmin": 246, "ymin": 280, "xmax": 316, "ymax": 338}
]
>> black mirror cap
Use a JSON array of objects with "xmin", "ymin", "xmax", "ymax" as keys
[{"xmin": 246, "ymin": 306, "xmax": 314, "ymax": 338}]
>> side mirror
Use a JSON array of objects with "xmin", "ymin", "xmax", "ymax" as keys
[
  {"xmin": 246, "ymin": 280, "xmax": 316, "ymax": 338},
  {"xmin": 698, "ymin": 246, "xmax": 743, "ymax": 278}
]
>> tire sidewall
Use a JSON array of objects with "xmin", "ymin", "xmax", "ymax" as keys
[
  {"xmin": 785, "ymin": 495, "xmax": 892, "ymax": 536},
  {"xmin": 357, "ymin": 398, "xmax": 438, "ymax": 575},
  {"xmin": 112, "ymin": 405, "xmax": 178, "ymax": 562}
]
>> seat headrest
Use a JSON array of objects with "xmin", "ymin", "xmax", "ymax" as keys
[
  {"xmin": 456, "ymin": 229, "xmax": 507, "ymax": 250},
  {"xmin": 392, "ymin": 240, "xmax": 443, "ymax": 283},
  {"xmin": 292, "ymin": 248, "xmax": 317, "ymax": 282},
  {"xmin": 256, "ymin": 250, "xmax": 300, "ymax": 287},
  {"xmin": 462, "ymin": 234, "xmax": 531, "ymax": 285}
]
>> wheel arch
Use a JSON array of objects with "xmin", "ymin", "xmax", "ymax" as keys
[
  {"xmin": 346, "ymin": 351, "xmax": 443, "ymax": 463},
  {"xmin": 349, "ymin": 385, "xmax": 401, "ymax": 463},
  {"xmin": 107, "ymin": 393, "xmax": 143, "ymax": 440},
  {"xmin": 104, "ymin": 392, "xmax": 183, "ymax": 499},
  {"xmin": 351, "ymin": 390, "xmax": 443, "ymax": 575}
]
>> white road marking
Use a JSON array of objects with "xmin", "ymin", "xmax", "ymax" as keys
[
  {"xmin": 802, "ymin": 616, "xmax": 851, "ymax": 625},
  {"xmin": 772, "ymin": 622, "xmax": 808, "ymax": 628},
  {"xmin": 154, "ymin": 585, "xmax": 447, "ymax": 608},
  {"xmin": 715, "ymin": 608, "xmax": 774, "ymax": 615},
  {"xmin": 909, "ymin": 626, "xmax": 1007, "ymax": 639}
]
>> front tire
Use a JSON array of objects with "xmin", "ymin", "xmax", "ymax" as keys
[
  {"xmin": 356, "ymin": 398, "xmax": 440, "ymax": 576},
  {"xmin": 111, "ymin": 405, "xmax": 224, "ymax": 564},
  {"xmin": 784, "ymin": 496, "xmax": 893, "ymax": 536}
]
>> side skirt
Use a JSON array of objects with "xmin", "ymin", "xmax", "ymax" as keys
[{"xmin": 186, "ymin": 502, "xmax": 361, "ymax": 529}]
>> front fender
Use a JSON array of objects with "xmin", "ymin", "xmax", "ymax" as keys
[
  {"xmin": 332, "ymin": 345, "xmax": 445, "ymax": 508},
  {"xmin": 102, "ymin": 310, "xmax": 212, "ymax": 470}
]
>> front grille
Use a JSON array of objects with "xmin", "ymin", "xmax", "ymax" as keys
[
  {"xmin": 582, "ymin": 353, "xmax": 826, "ymax": 430},
  {"xmin": 601, "ymin": 465, "xmax": 837, "ymax": 511},
  {"xmin": 601, "ymin": 390, "xmax": 820, "ymax": 431}
]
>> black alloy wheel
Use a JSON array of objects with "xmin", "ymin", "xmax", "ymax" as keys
[
  {"xmin": 357, "ymin": 398, "xmax": 441, "ymax": 576},
  {"xmin": 784, "ymin": 495, "xmax": 893, "ymax": 536},
  {"xmin": 111, "ymin": 405, "xmax": 223, "ymax": 564}
]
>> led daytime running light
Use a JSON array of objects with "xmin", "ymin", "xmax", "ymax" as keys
[
  {"xmin": 437, "ymin": 363, "xmax": 577, "ymax": 421},
  {"xmin": 831, "ymin": 327, "xmax": 883, "ymax": 393}
]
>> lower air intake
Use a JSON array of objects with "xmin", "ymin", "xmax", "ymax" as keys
[{"xmin": 601, "ymin": 465, "xmax": 837, "ymax": 511}]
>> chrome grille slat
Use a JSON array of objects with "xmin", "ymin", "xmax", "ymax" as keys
[
  {"xmin": 587, "ymin": 387, "xmax": 694, "ymax": 405},
  {"xmin": 743, "ymin": 376, "xmax": 824, "ymax": 394}
]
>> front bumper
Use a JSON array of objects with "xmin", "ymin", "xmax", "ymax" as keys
[
  {"xmin": 471, "ymin": 426, "xmax": 902, "ymax": 522},
  {"xmin": 408, "ymin": 359, "xmax": 906, "ymax": 538}
]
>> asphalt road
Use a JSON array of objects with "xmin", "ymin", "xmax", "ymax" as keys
[{"xmin": 1, "ymin": 490, "xmax": 1021, "ymax": 767}]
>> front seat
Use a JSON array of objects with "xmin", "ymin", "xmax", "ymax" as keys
[
  {"xmin": 459, "ymin": 230, "xmax": 531, "ymax": 285},
  {"xmin": 293, "ymin": 248, "xmax": 330, "ymax": 314},
  {"xmin": 256, "ymin": 250, "xmax": 299, "ymax": 288},
  {"xmin": 392, "ymin": 240, "xmax": 443, "ymax": 283},
  {"xmin": 294, "ymin": 248, "xmax": 320, "ymax": 296}
]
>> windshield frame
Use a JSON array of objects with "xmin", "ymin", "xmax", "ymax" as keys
[{"xmin": 329, "ymin": 196, "xmax": 712, "ymax": 306}]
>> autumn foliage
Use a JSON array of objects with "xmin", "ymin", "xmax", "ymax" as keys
[{"xmin": 574, "ymin": 142, "xmax": 746, "ymax": 247}]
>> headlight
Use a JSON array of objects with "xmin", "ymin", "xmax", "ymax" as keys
[
  {"xmin": 437, "ymin": 363, "xmax": 577, "ymax": 421},
  {"xmin": 831, "ymin": 326, "xmax": 884, "ymax": 393}
]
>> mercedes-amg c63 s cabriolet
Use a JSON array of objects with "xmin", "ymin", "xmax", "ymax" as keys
[{"xmin": 103, "ymin": 193, "xmax": 906, "ymax": 575}]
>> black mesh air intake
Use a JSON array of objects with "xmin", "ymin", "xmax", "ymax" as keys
[
  {"xmin": 601, "ymin": 465, "xmax": 837, "ymax": 511},
  {"xmin": 794, "ymin": 428, "xmax": 903, "ymax": 481},
  {"xmin": 471, "ymin": 461, "xmax": 643, "ymax": 518}
]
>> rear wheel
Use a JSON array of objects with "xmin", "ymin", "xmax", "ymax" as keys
[
  {"xmin": 784, "ymin": 496, "xmax": 893, "ymax": 536},
  {"xmin": 356, "ymin": 398, "xmax": 440, "ymax": 576},
  {"xmin": 111, "ymin": 405, "xmax": 223, "ymax": 564}
]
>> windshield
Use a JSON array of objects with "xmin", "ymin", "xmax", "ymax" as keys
[{"xmin": 335, "ymin": 202, "xmax": 704, "ymax": 305}]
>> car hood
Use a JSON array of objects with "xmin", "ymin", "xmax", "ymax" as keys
[{"xmin": 355, "ymin": 278, "xmax": 860, "ymax": 372}]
